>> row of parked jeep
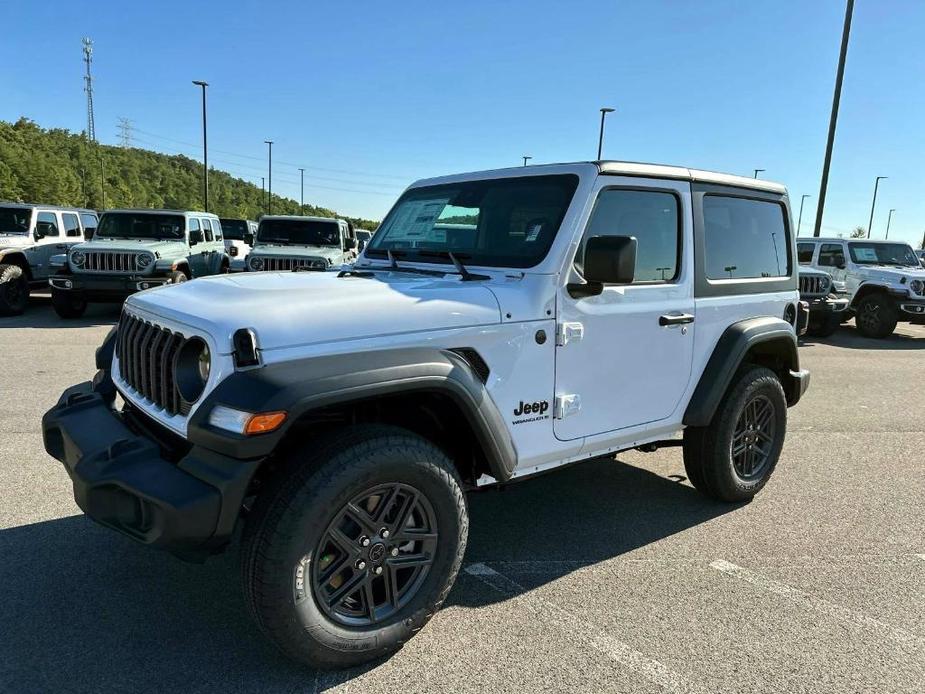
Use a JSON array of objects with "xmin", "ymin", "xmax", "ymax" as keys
[{"xmin": 0, "ymin": 203, "xmax": 374, "ymax": 318}]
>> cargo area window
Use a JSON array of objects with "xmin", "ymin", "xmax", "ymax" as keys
[{"xmin": 703, "ymin": 196, "xmax": 790, "ymax": 279}]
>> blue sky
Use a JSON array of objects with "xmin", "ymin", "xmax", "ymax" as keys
[{"xmin": 2, "ymin": 0, "xmax": 922, "ymax": 245}]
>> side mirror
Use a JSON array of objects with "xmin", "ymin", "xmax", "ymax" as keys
[
  {"xmin": 189, "ymin": 229, "xmax": 203, "ymax": 246},
  {"xmin": 243, "ymin": 232, "xmax": 254, "ymax": 246},
  {"xmin": 835, "ymin": 255, "xmax": 846, "ymax": 269},
  {"xmin": 345, "ymin": 237, "xmax": 358, "ymax": 251},
  {"xmin": 358, "ymin": 239, "xmax": 367, "ymax": 251},
  {"xmin": 33, "ymin": 227, "xmax": 46, "ymax": 241},
  {"xmin": 570, "ymin": 235, "xmax": 637, "ymax": 298}
]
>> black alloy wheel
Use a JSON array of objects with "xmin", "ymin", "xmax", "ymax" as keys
[
  {"xmin": 310, "ymin": 483, "xmax": 438, "ymax": 627},
  {"xmin": 730, "ymin": 394, "xmax": 776, "ymax": 481}
]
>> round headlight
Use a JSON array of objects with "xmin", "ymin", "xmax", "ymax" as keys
[
  {"xmin": 249, "ymin": 256, "xmax": 264, "ymax": 271},
  {"xmin": 71, "ymin": 250, "xmax": 85, "ymax": 267},
  {"xmin": 136, "ymin": 253, "xmax": 154, "ymax": 270},
  {"xmin": 910, "ymin": 279, "xmax": 924, "ymax": 296},
  {"xmin": 175, "ymin": 337, "xmax": 211, "ymax": 403}
]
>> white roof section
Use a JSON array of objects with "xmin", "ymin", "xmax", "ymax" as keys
[
  {"xmin": 104, "ymin": 208, "xmax": 219, "ymax": 216},
  {"xmin": 259, "ymin": 215, "xmax": 341, "ymax": 223},
  {"xmin": 801, "ymin": 236, "xmax": 915, "ymax": 245},
  {"xmin": 409, "ymin": 160, "xmax": 786, "ymax": 195}
]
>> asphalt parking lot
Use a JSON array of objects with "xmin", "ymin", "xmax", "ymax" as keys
[{"xmin": 1, "ymin": 296, "xmax": 923, "ymax": 693}]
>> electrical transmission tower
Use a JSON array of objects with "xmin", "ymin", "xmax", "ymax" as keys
[
  {"xmin": 82, "ymin": 37, "xmax": 96, "ymax": 142},
  {"xmin": 117, "ymin": 117, "xmax": 133, "ymax": 147}
]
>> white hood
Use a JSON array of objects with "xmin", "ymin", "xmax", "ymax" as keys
[
  {"xmin": 126, "ymin": 270, "xmax": 503, "ymax": 353},
  {"xmin": 0, "ymin": 233, "xmax": 34, "ymax": 251},
  {"xmin": 860, "ymin": 265, "xmax": 925, "ymax": 283}
]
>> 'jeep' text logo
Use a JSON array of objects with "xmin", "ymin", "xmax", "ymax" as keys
[{"xmin": 513, "ymin": 400, "xmax": 549, "ymax": 417}]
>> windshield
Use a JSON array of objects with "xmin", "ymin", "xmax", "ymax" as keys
[
  {"xmin": 97, "ymin": 212, "xmax": 185, "ymax": 240},
  {"xmin": 0, "ymin": 206, "xmax": 32, "ymax": 234},
  {"xmin": 848, "ymin": 242, "xmax": 920, "ymax": 267},
  {"xmin": 367, "ymin": 174, "xmax": 579, "ymax": 268},
  {"xmin": 219, "ymin": 218, "xmax": 248, "ymax": 240},
  {"xmin": 257, "ymin": 219, "xmax": 340, "ymax": 246}
]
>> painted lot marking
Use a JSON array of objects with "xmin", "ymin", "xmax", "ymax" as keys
[
  {"xmin": 710, "ymin": 559, "xmax": 921, "ymax": 649},
  {"xmin": 465, "ymin": 562, "xmax": 701, "ymax": 694}
]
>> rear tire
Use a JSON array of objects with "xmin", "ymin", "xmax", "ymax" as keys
[
  {"xmin": 0, "ymin": 263, "xmax": 29, "ymax": 316},
  {"xmin": 241, "ymin": 425, "xmax": 468, "ymax": 669},
  {"xmin": 683, "ymin": 366, "xmax": 787, "ymax": 502},
  {"xmin": 855, "ymin": 293, "xmax": 897, "ymax": 338},
  {"xmin": 51, "ymin": 287, "xmax": 88, "ymax": 319}
]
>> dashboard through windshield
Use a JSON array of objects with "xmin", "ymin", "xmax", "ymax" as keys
[
  {"xmin": 96, "ymin": 213, "xmax": 185, "ymax": 240},
  {"xmin": 257, "ymin": 219, "xmax": 340, "ymax": 246},
  {"xmin": 848, "ymin": 242, "xmax": 920, "ymax": 267}
]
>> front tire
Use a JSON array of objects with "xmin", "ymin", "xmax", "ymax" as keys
[
  {"xmin": 855, "ymin": 293, "xmax": 897, "ymax": 338},
  {"xmin": 0, "ymin": 263, "xmax": 29, "ymax": 316},
  {"xmin": 241, "ymin": 426, "xmax": 468, "ymax": 669},
  {"xmin": 166, "ymin": 270, "xmax": 189, "ymax": 285},
  {"xmin": 806, "ymin": 312, "xmax": 840, "ymax": 337},
  {"xmin": 51, "ymin": 287, "xmax": 88, "ymax": 319},
  {"xmin": 683, "ymin": 366, "xmax": 787, "ymax": 502}
]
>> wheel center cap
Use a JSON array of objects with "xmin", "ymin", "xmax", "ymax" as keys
[{"xmin": 368, "ymin": 542, "xmax": 386, "ymax": 563}]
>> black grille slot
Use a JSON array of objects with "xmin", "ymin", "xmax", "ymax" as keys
[
  {"xmin": 116, "ymin": 313, "xmax": 185, "ymax": 416},
  {"xmin": 799, "ymin": 274, "xmax": 828, "ymax": 296},
  {"xmin": 449, "ymin": 348, "xmax": 490, "ymax": 384}
]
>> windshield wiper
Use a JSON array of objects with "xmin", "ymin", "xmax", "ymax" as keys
[
  {"xmin": 362, "ymin": 249, "xmax": 447, "ymax": 277},
  {"xmin": 416, "ymin": 250, "xmax": 489, "ymax": 281}
]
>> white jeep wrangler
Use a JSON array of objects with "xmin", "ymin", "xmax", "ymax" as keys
[
  {"xmin": 245, "ymin": 215, "xmax": 357, "ymax": 272},
  {"xmin": 797, "ymin": 237, "xmax": 925, "ymax": 337},
  {"xmin": 43, "ymin": 161, "xmax": 809, "ymax": 668}
]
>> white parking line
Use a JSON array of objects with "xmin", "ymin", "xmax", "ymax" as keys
[
  {"xmin": 465, "ymin": 563, "xmax": 701, "ymax": 694},
  {"xmin": 710, "ymin": 559, "xmax": 920, "ymax": 648}
]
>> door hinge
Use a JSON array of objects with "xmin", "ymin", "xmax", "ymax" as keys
[
  {"xmin": 556, "ymin": 322, "xmax": 584, "ymax": 346},
  {"xmin": 554, "ymin": 394, "xmax": 582, "ymax": 419}
]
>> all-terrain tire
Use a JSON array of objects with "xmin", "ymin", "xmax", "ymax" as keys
[
  {"xmin": 854, "ymin": 293, "xmax": 898, "ymax": 338},
  {"xmin": 166, "ymin": 270, "xmax": 189, "ymax": 284},
  {"xmin": 51, "ymin": 287, "xmax": 88, "ymax": 319},
  {"xmin": 0, "ymin": 263, "xmax": 29, "ymax": 316},
  {"xmin": 683, "ymin": 366, "xmax": 787, "ymax": 503},
  {"xmin": 240, "ymin": 425, "xmax": 468, "ymax": 669}
]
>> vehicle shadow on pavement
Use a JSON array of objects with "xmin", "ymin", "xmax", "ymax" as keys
[
  {"xmin": 0, "ymin": 296, "xmax": 121, "ymax": 330},
  {"xmin": 800, "ymin": 325, "xmax": 925, "ymax": 350},
  {"xmin": 0, "ymin": 458, "xmax": 730, "ymax": 691}
]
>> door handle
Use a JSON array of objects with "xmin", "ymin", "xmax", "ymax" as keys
[
  {"xmin": 55, "ymin": 244, "xmax": 68, "ymax": 250},
  {"xmin": 659, "ymin": 313, "xmax": 695, "ymax": 326}
]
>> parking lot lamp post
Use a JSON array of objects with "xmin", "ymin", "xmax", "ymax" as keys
[
  {"xmin": 885, "ymin": 209, "xmax": 895, "ymax": 239},
  {"xmin": 299, "ymin": 168, "xmax": 304, "ymax": 213},
  {"xmin": 522, "ymin": 156, "xmax": 532, "ymax": 167},
  {"xmin": 192, "ymin": 81, "xmax": 209, "ymax": 212},
  {"xmin": 597, "ymin": 107, "xmax": 614, "ymax": 160},
  {"xmin": 264, "ymin": 140, "xmax": 273, "ymax": 215},
  {"xmin": 867, "ymin": 176, "xmax": 886, "ymax": 238},
  {"xmin": 753, "ymin": 169, "xmax": 765, "ymax": 179},
  {"xmin": 797, "ymin": 194, "xmax": 810, "ymax": 236},
  {"xmin": 261, "ymin": 177, "xmax": 266, "ymax": 214}
]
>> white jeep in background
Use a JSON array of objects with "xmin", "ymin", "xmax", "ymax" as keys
[
  {"xmin": 245, "ymin": 215, "xmax": 357, "ymax": 272},
  {"xmin": 44, "ymin": 161, "xmax": 809, "ymax": 669},
  {"xmin": 797, "ymin": 237, "xmax": 925, "ymax": 337},
  {"xmin": 218, "ymin": 218, "xmax": 257, "ymax": 270}
]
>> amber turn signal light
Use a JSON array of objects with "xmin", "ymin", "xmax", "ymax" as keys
[{"xmin": 244, "ymin": 411, "xmax": 287, "ymax": 435}]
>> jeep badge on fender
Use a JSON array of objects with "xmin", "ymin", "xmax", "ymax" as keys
[{"xmin": 43, "ymin": 160, "xmax": 809, "ymax": 669}]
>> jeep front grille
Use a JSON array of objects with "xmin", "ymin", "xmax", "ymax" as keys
[
  {"xmin": 115, "ymin": 313, "xmax": 186, "ymax": 416},
  {"xmin": 799, "ymin": 275, "xmax": 830, "ymax": 296},
  {"xmin": 256, "ymin": 256, "xmax": 326, "ymax": 272},
  {"xmin": 81, "ymin": 250, "xmax": 142, "ymax": 273}
]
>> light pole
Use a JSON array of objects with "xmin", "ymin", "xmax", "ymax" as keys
[
  {"xmin": 885, "ymin": 208, "xmax": 895, "ymax": 239},
  {"xmin": 261, "ymin": 177, "xmax": 266, "ymax": 214},
  {"xmin": 522, "ymin": 156, "xmax": 532, "ymax": 167},
  {"xmin": 192, "ymin": 80, "xmax": 209, "ymax": 211},
  {"xmin": 866, "ymin": 176, "xmax": 887, "ymax": 238},
  {"xmin": 298, "ymin": 167, "xmax": 304, "ymax": 213},
  {"xmin": 753, "ymin": 169, "xmax": 765, "ymax": 179},
  {"xmin": 814, "ymin": 0, "xmax": 855, "ymax": 237},
  {"xmin": 797, "ymin": 194, "xmax": 811, "ymax": 236},
  {"xmin": 264, "ymin": 140, "xmax": 274, "ymax": 215},
  {"xmin": 597, "ymin": 107, "xmax": 615, "ymax": 160}
]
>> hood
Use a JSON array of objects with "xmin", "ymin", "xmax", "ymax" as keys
[
  {"xmin": 0, "ymin": 233, "xmax": 34, "ymax": 251},
  {"xmin": 126, "ymin": 270, "xmax": 503, "ymax": 352},
  {"xmin": 249, "ymin": 244, "xmax": 343, "ymax": 259},
  {"xmin": 75, "ymin": 237, "xmax": 183, "ymax": 255},
  {"xmin": 859, "ymin": 265, "xmax": 925, "ymax": 284}
]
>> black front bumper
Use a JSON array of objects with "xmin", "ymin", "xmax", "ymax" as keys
[
  {"xmin": 49, "ymin": 273, "xmax": 170, "ymax": 301},
  {"xmin": 42, "ymin": 378, "xmax": 262, "ymax": 560},
  {"xmin": 804, "ymin": 295, "xmax": 850, "ymax": 316}
]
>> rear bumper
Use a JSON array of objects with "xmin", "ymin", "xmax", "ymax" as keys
[
  {"xmin": 49, "ymin": 273, "xmax": 171, "ymax": 299},
  {"xmin": 42, "ymin": 379, "xmax": 261, "ymax": 560}
]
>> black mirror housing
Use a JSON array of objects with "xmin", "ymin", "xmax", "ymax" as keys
[
  {"xmin": 584, "ymin": 235, "xmax": 637, "ymax": 285},
  {"xmin": 243, "ymin": 232, "xmax": 254, "ymax": 246},
  {"xmin": 189, "ymin": 229, "xmax": 203, "ymax": 246},
  {"xmin": 346, "ymin": 237, "xmax": 359, "ymax": 251},
  {"xmin": 34, "ymin": 228, "xmax": 46, "ymax": 241}
]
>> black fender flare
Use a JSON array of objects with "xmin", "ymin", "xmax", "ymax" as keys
[
  {"xmin": 186, "ymin": 347, "xmax": 518, "ymax": 482},
  {"xmin": 683, "ymin": 317, "xmax": 807, "ymax": 427},
  {"xmin": 0, "ymin": 249, "xmax": 32, "ymax": 280}
]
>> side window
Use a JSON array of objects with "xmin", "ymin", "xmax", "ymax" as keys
[
  {"xmin": 80, "ymin": 213, "xmax": 98, "ymax": 238},
  {"xmin": 202, "ymin": 218, "xmax": 214, "ymax": 242},
  {"xmin": 703, "ymin": 195, "xmax": 790, "ymax": 279},
  {"xmin": 580, "ymin": 189, "xmax": 680, "ymax": 283},
  {"xmin": 818, "ymin": 243, "xmax": 844, "ymax": 267},
  {"xmin": 212, "ymin": 219, "xmax": 222, "ymax": 241},
  {"xmin": 62, "ymin": 213, "xmax": 81, "ymax": 237},
  {"xmin": 188, "ymin": 218, "xmax": 200, "ymax": 242},
  {"xmin": 797, "ymin": 242, "xmax": 815, "ymax": 265},
  {"xmin": 36, "ymin": 211, "xmax": 60, "ymax": 237}
]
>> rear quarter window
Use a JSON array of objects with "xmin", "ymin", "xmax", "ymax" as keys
[{"xmin": 703, "ymin": 195, "xmax": 790, "ymax": 280}]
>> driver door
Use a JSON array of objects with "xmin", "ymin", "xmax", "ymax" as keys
[{"xmin": 27, "ymin": 211, "xmax": 66, "ymax": 280}]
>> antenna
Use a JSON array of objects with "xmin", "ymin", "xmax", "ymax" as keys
[
  {"xmin": 117, "ymin": 117, "xmax": 133, "ymax": 147},
  {"xmin": 82, "ymin": 38, "xmax": 96, "ymax": 142}
]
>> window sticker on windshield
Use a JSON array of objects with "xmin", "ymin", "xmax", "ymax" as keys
[
  {"xmin": 525, "ymin": 222, "xmax": 543, "ymax": 242},
  {"xmin": 854, "ymin": 247, "xmax": 878, "ymax": 262},
  {"xmin": 383, "ymin": 198, "xmax": 450, "ymax": 241}
]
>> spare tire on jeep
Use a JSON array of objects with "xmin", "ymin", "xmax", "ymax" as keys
[{"xmin": 0, "ymin": 263, "xmax": 29, "ymax": 316}]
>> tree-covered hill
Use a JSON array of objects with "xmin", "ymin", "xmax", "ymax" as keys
[{"xmin": 0, "ymin": 118, "xmax": 380, "ymax": 229}]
